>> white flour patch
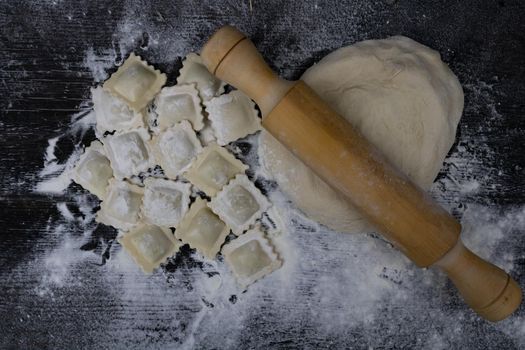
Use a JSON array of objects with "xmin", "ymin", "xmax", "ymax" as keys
[
  {"xmin": 461, "ymin": 204, "xmax": 525, "ymax": 272},
  {"xmin": 34, "ymin": 196, "xmax": 100, "ymax": 297},
  {"xmin": 42, "ymin": 137, "xmax": 60, "ymax": 170},
  {"xmin": 83, "ymin": 47, "xmax": 118, "ymax": 83},
  {"xmin": 35, "ymin": 230, "xmax": 89, "ymax": 297},
  {"xmin": 56, "ymin": 202, "xmax": 75, "ymax": 222},
  {"xmin": 459, "ymin": 179, "xmax": 481, "ymax": 194},
  {"xmin": 35, "ymin": 110, "xmax": 95, "ymax": 194},
  {"xmin": 34, "ymin": 135, "xmax": 76, "ymax": 193}
]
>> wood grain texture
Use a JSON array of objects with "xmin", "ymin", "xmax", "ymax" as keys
[{"xmin": 1, "ymin": 0, "xmax": 524, "ymax": 349}]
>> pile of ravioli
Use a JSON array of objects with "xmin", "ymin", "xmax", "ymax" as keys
[{"xmin": 72, "ymin": 52, "xmax": 283, "ymax": 288}]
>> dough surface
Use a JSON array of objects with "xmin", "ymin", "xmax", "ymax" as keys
[{"xmin": 259, "ymin": 36, "xmax": 464, "ymax": 233}]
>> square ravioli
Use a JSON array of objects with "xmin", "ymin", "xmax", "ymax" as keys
[
  {"xmin": 151, "ymin": 120, "xmax": 203, "ymax": 179},
  {"xmin": 104, "ymin": 128, "xmax": 154, "ymax": 179},
  {"xmin": 222, "ymin": 227, "xmax": 282, "ymax": 288},
  {"xmin": 184, "ymin": 144, "xmax": 247, "ymax": 197},
  {"xmin": 141, "ymin": 177, "xmax": 191, "ymax": 228},
  {"xmin": 208, "ymin": 174, "xmax": 270, "ymax": 235},
  {"xmin": 154, "ymin": 84, "xmax": 204, "ymax": 131},
  {"xmin": 91, "ymin": 86, "xmax": 144, "ymax": 135},
  {"xmin": 175, "ymin": 198, "xmax": 230, "ymax": 259},
  {"xmin": 205, "ymin": 90, "xmax": 261, "ymax": 145},
  {"xmin": 177, "ymin": 53, "xmax": 225, "ymax": 101},
  {"xmin": 96, "ymin": 179, "xmax": 143, "ymax": 231},
  {"xmin": 118, "ymin": 224, "xmax": 182, "ymax": 274},
  {"xmin": 72, "ymin": 140, "xmax": 113, "ymax": 199},
  {"xmin": 104, "ymin": 53, "xmax": 166, "ymax": 112}
]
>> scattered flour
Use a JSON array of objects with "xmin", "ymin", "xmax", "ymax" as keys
[
  {"xmin": 16, "ymin": 9, "xmax": 524, "ymax": 349},
  {"xmin": 35, "ymin": 136, "xmax": 76, "ymax": 193},
  {"xmin": 35, "ymin": 110, "xmax": 96, "ymax": 194},
  {"xmin": 34, "ymin": 195, "xmax": 100, "ymax": 297},
  {"xmin": 83, "ymin": 47, "xmax": 118, "ymax": 83},
  {"xmin": 56, "ymin": 202, "xmax": 76, "ymax": 222}
]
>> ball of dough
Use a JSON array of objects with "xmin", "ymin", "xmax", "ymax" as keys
[{"xmin": 259, "ymin": 36, "xmax": 464, "ymax": 233}]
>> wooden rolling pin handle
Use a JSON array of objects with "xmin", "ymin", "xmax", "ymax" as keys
[
  {"xmin": 201, "ymin": 25, "xmax": 294, "ymax": 116},
  {"xmin": 435, "ymin": 240, "xmax": 522, "ymax": 322},
  {"xmin": 201, "ymin": 25, "xmax": 522, "ymax": 321}
]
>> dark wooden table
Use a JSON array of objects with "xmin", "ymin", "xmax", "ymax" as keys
[{"xmin": 1, "ymin": 1, "xmax": 524, "ymax": 348}]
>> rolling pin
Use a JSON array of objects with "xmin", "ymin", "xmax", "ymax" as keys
[{"xmin": 200, "ymin": 26, "xmax": 522, "ymax": 321}]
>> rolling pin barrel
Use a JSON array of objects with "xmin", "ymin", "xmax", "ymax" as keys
[{"xmin": 201, "ymin": 26, "xmax": 522, "ymax": 321}]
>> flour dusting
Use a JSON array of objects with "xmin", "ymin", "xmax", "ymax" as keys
[
  {"xmin": 35, "ymin": 110, "xmax": 95, "ymax": 194},
  {"xmin": 8, "ymin": 3, "xmax": 524, "ymax": 349},
  {"xmin": 35, "ymin": 136, "xmax": 76, "ymax": 193},
  {"xmin": 83, "ymin": 47, "xmax": 118, "ymax": 83}
]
